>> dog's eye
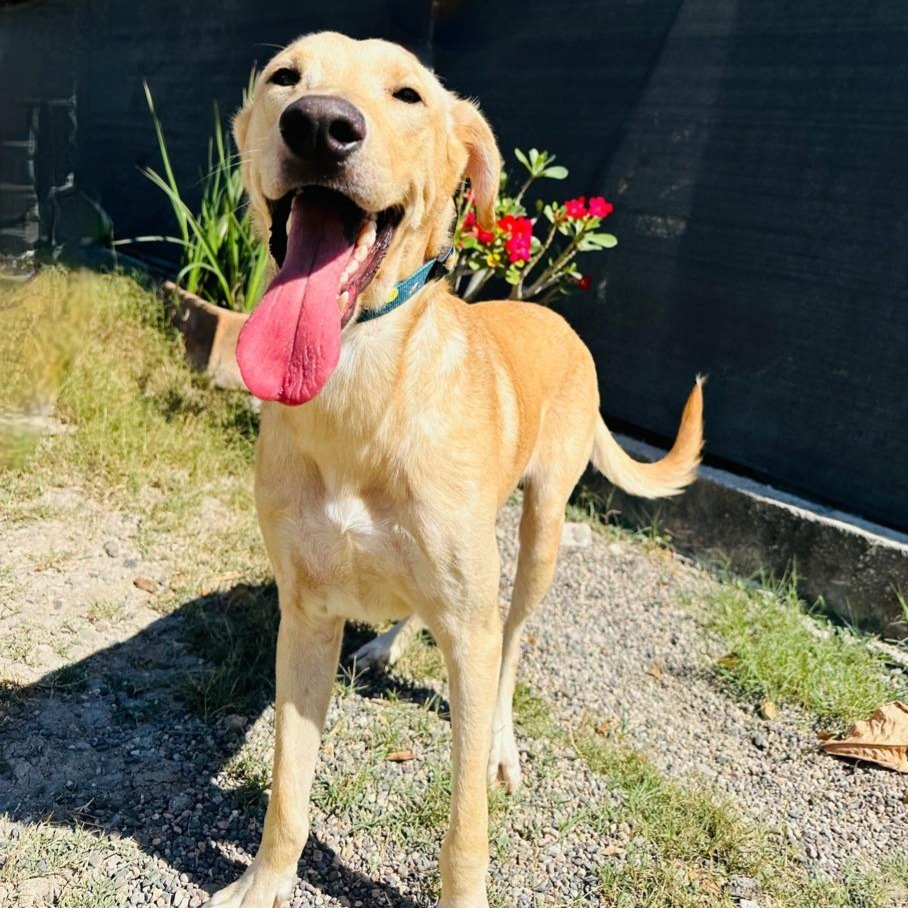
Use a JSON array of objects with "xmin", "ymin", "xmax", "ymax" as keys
[
  {"xmin": 269, "ymin": 67, "xmax": 300, "ymax": 87},
  {"xmin": 392, "ymin": 87, "xmax": 423, "ymax": 105}
]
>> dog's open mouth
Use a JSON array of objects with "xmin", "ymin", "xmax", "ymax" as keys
[
  {"xmin": 236, "ymin": 187, "xmax": 401, "ymax": 406},
  {"xmin": 266, "ymin": 187, "xmax": 400, "ymax": 326}
]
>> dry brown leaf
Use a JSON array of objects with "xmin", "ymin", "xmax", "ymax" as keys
[
  {"xmin": 760, "ymin": 699, "xmax": 778, "ymax": 721},
  {"xmin": 133, "ymin": 576, "xmax": 158, "ymax": 594},
  {"xmin": 647, "ymin": 663, "xmax": 663, "ymax": 680},
  {"xmin": 685, "ymin": 866, "xmax": 723, "ymax": 897},
  {"xmin": 820, "ymin": 701, "xmax": 908, "ymax": 773},
  {"xmin": 387, "ymin": 749, "xmax": 416, "ymax": 763}
]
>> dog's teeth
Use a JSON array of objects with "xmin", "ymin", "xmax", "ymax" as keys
[
  {"xmin": 354, "ymin": 244, "xmax": 370, "ymax": 263},
  {"xmin": 338, "ymin": 290, "xmax": 350, "ymax": 306},
  {"xmin": 286, "ymin": 213, "xmax": 292, "ymax": 235},
  {"xmin": 355, "ymin": 217, "xmax": 377, "ymax": 249}
]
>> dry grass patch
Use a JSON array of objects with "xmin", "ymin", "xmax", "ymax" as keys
[
  {"xmin": 0, "ymin": 819, "xmax": 137, "ymax": 908},
  {"xmin": 0, "ymin": 269, "xmax": 257, "ymax": 527}
]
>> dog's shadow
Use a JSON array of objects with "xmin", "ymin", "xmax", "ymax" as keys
[{"xmin": 0, "ymin": 583, "xmax": 447, "ymax": 906}]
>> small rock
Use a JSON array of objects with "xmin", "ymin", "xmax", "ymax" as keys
[
  {"xmin": 133, "ymin": 576, "xmax": 158, "ymax": 594},
  {"xmin": 387, "ymin": 749, "xmax": 416, "ymax": 763},
  {"xmin": 103, "ymin": 540, "xmax": 120, "ymax": 558},
  {"xmin": 730, "ymin": 875, "xmax": 761, "ymax": 899},
  {"xmin": 759, "ymin": 699, "xmax": 778, "ymax": 720},
  {"xmin": 560, "ymin": 522, "xmax": 592, "ymax": 548}
]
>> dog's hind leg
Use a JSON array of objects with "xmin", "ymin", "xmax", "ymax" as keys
[
  {"xmin": 487, "ymin": 478, "xmax": 569, "ymax": 793},
  {"xmin": 489, "ymin": 381, "xmax": 597, "ymax": 793},
  {"xmin": 348, "ymin": 614, "xmax": 424, "ymax": 671}
]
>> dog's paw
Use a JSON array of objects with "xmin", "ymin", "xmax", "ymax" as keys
[
  {"xmin": 348, "ymin": 631, "xmax": 404, "ymax": 671},
  {"xmin": 437, "ymin": 892, "xmax": 490, "ymax": 908},
  {"xmin": 487, "ymin": 730, "xmax": 522, "ymax": 794},
  {"xmin": 206, "ymin": 864, "xmax": 295, "ymax": 908}
]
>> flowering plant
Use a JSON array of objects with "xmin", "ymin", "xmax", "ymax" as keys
[{"xmin": 451, "ymin": 148, "xmax": 617, "ymax": 303}]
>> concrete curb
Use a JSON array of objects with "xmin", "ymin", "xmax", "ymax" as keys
[{"xmin": 587, "ymin": 435, "xmax": 908, "ymax": 640}]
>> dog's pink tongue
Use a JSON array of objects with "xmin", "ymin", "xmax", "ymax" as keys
[{"xmin": 237, "ymin": 194, "xmax": 354, "ymax": 405}]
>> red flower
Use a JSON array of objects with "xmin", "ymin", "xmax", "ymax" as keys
[
  {"xmin": 588, "ymin": 196, "xmax": 614, "ymax": 218},
  {"xmin": 462, "ymin": 210, "xmax": 476, "ymax": 228},
  {"xmin": 564, "ymin": 197, "xmax": 587, "ymax": 219},
  {"xmin": 497, "ymin": 214, "xmax": 533, "ymax": 237},
  {"xmin": 476, "ymin": 226, "xmax": 494, "ymax": 244},
  {"xmin": 578, "ymin": 275, "xmax": 592, "ymax": 292},
  {"xmin": 505, "ymin": 233, "xmax": 532, "ymax": 263}
]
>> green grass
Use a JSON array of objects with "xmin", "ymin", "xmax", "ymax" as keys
[
  {"xmin": 571, "ymin": 721, "xmax": 906, "ymax": 908},
  {"xmin": 567, "ymin": 486, "xmax": 674, "ymax": 551},
  {"xmin": 0, "ymin": 269, "xmax": 257, "ymax": 517},
  {"xmin": 504, "ymin": 675, "xmax": 906, "ymax": 908},
  {"xmin": 569, "ymin": 480, "xmax": 902, "ymax": 730},
  {"xmin": 178, "ymin": 582, "xmax": 279, "ymax": 719},
  {"xmin": 85, "ymin": 599, "xmax": 125, "ymax": 625},
  {"xmin": 395, "ymin": 629, "xmax": 446, "ymax": 683},
  {"xmin": 574, "ymin": 725, "xmax": 766, "ymax": 907},
  {"xmin": 703, "ymin": 575, "xmax": 902, "ymax": 728},
  {"xmin": 0, "ymin": 820, "xmax": 134, "ymax": 908}
]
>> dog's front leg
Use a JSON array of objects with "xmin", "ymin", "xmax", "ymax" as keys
[
  {"xmin": 433, "ymin": 608, "xmax": 502, "ymax": 908},
  {"xmin": 208, "ymin": 605, "xmax": 343, "ymax": 908}
]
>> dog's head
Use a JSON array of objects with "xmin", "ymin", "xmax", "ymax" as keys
[{"xmin": 232, "ymin": 32, "xmax": 500, "ymax": 405}]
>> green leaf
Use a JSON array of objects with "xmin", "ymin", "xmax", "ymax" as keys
[
  {"xmin": 540, "ymin": 165, "xmax": 568, "ymax": 180},
  {"xmin": 582, "ymin": 232, "xmax": 618, "ymax": 249},
  {"xmin": 514, "ymin": 148, "xmax": 531, "ymax": 170},
  {"xmin": 528, "ymin": 148, "xmax": 540, "ymax": 168}
]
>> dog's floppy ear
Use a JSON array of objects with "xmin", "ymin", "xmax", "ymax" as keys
[{"xmin": 453, "ymin": 99, "xmax": 501, "ymax": 231}]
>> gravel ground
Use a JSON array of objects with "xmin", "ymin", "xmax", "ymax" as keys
[{"xmin": 1, "ymin": 492, "xmax": 905, "ymax": 907}]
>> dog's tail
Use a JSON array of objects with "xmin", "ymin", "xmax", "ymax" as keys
[{"xmin": 590, "ymin": 377, "xmax": 705, "ymax": 499}]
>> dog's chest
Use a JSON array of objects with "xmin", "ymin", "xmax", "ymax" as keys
[{"xmin": 277, "ymin": 488, "xmax": 424, "ymax": 623}]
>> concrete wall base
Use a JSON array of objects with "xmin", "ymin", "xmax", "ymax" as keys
[{"xmin": 586, "ymin": 436, "xmax": 908, "ymax": 640}]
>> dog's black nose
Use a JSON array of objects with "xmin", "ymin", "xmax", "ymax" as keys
[{"xmin": 279, "ymin": 95, "xmax": 366, "ymax": 165}]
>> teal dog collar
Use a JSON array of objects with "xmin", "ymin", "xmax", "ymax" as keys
[{"xmin": 356, "ymin": 246, "xmax": 454, "ymax": 324}]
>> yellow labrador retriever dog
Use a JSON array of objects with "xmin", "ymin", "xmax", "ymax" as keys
[{"xmin": 209, "ymin": 31, "xmax": 703, "ymax": 908}]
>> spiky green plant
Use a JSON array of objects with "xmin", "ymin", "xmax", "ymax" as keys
[{"xmin": 118, "ymin": 81, "xmax": 268, "ymax": 311}]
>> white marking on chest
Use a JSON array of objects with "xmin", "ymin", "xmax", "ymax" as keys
[{"xmin": 323, "ymin": 495, "xmax": 376, "ymax": 536}]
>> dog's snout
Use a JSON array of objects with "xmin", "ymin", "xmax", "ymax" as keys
[{"xmin": 280, "ymin": 95, "xmax": 366, "ymax": 165}]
